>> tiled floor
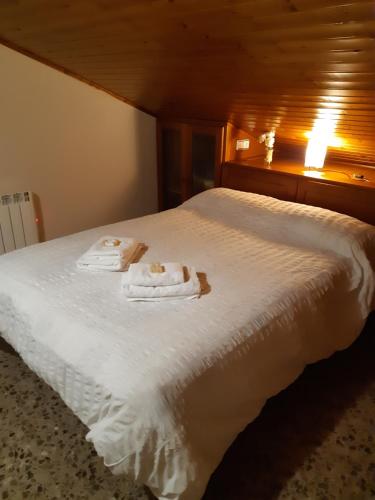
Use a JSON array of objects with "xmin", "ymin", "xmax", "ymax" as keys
[
  {"xmin": 204, "ymin": 313, "xmax": 375, "ymax": 500},
  {"xmin": 1, "ymin": 313, "xmax": 374, "ymax": 500}
]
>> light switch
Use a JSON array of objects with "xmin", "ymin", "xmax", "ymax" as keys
[{"xmin": 236, "ymin": 139, "xmax": 250, "ymax": 150}]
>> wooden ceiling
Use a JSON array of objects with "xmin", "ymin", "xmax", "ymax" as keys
[{"xmin": 1, "ymin": 0, "xmax": 375, "ymax": 164}]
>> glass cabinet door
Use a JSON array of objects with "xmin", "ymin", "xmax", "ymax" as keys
[
  {"xmin": 191, "ymin": 128, "xmax": 219, "ymax": 196},
  {"xmin": 158, "ymin": 122, "xmax": 223, "ymax": 210},
  {"xmin": 161, "ymin": 127, "xmax": 182, "ymax": 209}
]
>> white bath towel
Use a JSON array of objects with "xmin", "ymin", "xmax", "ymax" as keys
[
  {"xmin": 122, "ymin": 262, "xmax": 185, "ymax": 287},
  {"xmin": 122, "ymin": 266, "xmax": 201, "ymax": 301},
  {"xmin": 84, "ymin": 236, "xmax": 136, "ymax": 257},
  {"xmin": 77, "ymin": 237, "xmax": 140, "ymax": 272}
]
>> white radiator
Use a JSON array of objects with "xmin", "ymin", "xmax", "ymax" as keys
[{"xmin": 0, "ymin": 191, "xmax": 40, "ymax": 255}]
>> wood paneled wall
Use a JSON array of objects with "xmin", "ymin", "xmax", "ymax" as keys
[{"xmin": 224, "ymin": 123, "xmax": 265, "ymax": 163}]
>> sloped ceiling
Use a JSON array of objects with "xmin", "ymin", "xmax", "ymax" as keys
[{"xmin": 1, "ymin": 0, "xmax": 375, "ymax": 164}]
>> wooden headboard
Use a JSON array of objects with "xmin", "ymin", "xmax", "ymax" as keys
[{"xmin": 221, "ymin": 160, "xmax": 375, "ymax": 226}]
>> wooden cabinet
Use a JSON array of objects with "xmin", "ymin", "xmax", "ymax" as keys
[
  {"xmin": 222, "ymin": 160, "xmax": 375, "ymax": 225},
  {"xmin": 297, "ymin": 179, "xmax": 375, "ymax": 225},
  {"xmin": 157, "ymin": 120, "xmax": 224, "ymax": 210},
  {"xmin": 158, "ymin": 122, "xmax": 185, "ymax": 209},
  {"xmin": 222, "ymin": 162, "xmax": 298, "ymax": 202},
  {"xmin": 191, "ymin": 125, "xmax": 223, "ymax": 196},
  {"xmin": 157, "ymin": 123, "xmax": 375, "ymax": 224}
]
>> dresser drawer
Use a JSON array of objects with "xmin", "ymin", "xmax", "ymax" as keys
[
  {"xmin": 222, "ymin": 164, "xmax": 298, "ymax": 202},
  {"xmin": 297, "ymin": 179, "xmax": 375, "ymax": 225}
]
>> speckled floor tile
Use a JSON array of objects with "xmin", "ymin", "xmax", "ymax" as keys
[
  {"xmin": 0, "ymin": 342, "xmax": 150, "ymax": 500},
  {"xmin": 204, "ymin": 313, "xmax": 375, "ymax": 500},
  {"xmin": 0, "ymin": 313, "xmax": 374, "ymax": 500}
]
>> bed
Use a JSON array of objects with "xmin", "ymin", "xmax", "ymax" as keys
[{"xmin": 0, "ymin": 187, "xmax": 374, "ymax": 500}]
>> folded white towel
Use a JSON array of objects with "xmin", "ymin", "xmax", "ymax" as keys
[
  {"xmin": 84, "ymin": 236, "xmax": 136, "ymax": 257},
  {"xmin": 79, "ymin": 255, "xmax": 123, "ymax": 266},
  {"xmin": 77, "ymin": 258, "xmax": 127, "ymax": 272},
  {"xmin": 77, "ymin": 237, "xmax": 140, "ymax": 272},
  {"xmin": 122, "ymin": 266, "xmax": 200, "ymax": 301},
  {"xmin": 122, "ymin": 262, "xmax": 184, "ymax": 287}
]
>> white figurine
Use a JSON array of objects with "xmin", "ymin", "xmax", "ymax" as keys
[{"xmin": 259, "ymin": 130, "xmax": 276, "ymax": 166}]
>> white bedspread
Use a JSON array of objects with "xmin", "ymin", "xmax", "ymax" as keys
[{"xmin": 0, "ymin": 188, "xmax": 374, "ymax": 500}]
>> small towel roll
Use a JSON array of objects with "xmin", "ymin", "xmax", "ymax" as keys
[
  {"xmin": 84, "ymin": 236, "xmax": 136, "ymax": 257},
  {"xmin": 122, "ymin": 266, "xmax": 200, "ymax": 301},
  {"xmin": 77, "ymin": 237, "xmax": 141, "ymax": 272},
  {"xmin": 122, "ymin": 262, "xmax": 184, "ymax": 287}
]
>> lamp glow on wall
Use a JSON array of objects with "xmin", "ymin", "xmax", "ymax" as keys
[{"xmin": 304, "ymin": 113, "xmax": 342, "ymax": 168}]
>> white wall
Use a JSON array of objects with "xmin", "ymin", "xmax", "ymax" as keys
[{"xmin": 0, "ymin": 44, "xmax": 158, "ymax": 241}]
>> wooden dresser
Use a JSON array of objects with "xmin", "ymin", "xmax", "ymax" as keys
[
  {"xmin": 157, "ymin": 119, "xmax": 264, "ymax": 210},
  {"xmin": 221, "ymin": 159, "xmax": 375, "ymax": 225}
]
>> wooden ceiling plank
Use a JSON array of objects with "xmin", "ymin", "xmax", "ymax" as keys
[{"xmin": 1, "ymin": 0, "xmax": 375, "ymax": 163}]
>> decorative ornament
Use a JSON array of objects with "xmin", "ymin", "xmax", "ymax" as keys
[
  {"xmin": 103, "ymin": 238, "xmax": 121, "ymax": 247},
  {"xmin": 259, "ymin": 130, "xmax": 276, "ymax": 167}
]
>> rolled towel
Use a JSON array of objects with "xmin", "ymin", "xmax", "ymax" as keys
[
  {"xmin": 77, "ymin": 237, "xmax": 140, "ymax": 272},
  {"xmin": 122, "ymin": 266, "xmax": 200, "ymax": 301},
  {"xmin": 85, "ymin": 236, "xmax": 136, "ymax": 258},
  {"xmin": 122, "ymin": 262, "xmax": 184, "ymax": 287}
]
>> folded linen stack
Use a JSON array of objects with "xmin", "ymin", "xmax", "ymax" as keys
[
  {"xmin": 122, "ymin": 262, "xmax": 201, "ymax": 301},
  {"xmin": 77, "ymin": 236, "xmax": 140, "ymax": 271}
]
